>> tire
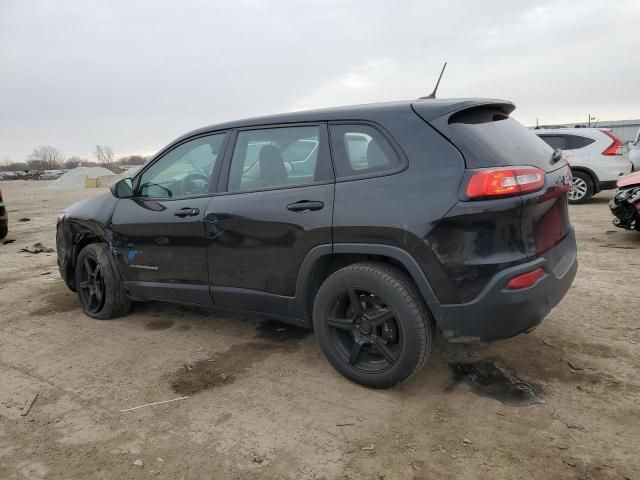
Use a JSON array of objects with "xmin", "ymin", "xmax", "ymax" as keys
[
  {"xmin": 312, "ymin": 262, "xmax": 434, "ymax": 389},
  {"xmin": 568, "ymin": 171, "xmax": 594, "ymax": 204},
  {"xmin": 0, "ymin": 222, "xmax": 7, "ymax": 240},
  {"xmin": 75, "ymin": 243, "xmax": 131, "ymax": 320}
]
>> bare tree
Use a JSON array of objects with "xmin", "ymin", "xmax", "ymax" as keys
[
  {"xmin": 117, "ymin": 154, "xmax": 148, "ymax": 166},
  {"xmin": 64, "ymin": 156, "xmax": 86, "ymax": 169},
  {"xmin": 27, "ymin": 145, "xmax": 64, "ymax": 170},
  {"xmin": 94, "ymin": 145, "xmax": 114, "ymax": 165},
  {"xmin": 0, "ymin": 161, "xmax": 28, "ymax": 172}
]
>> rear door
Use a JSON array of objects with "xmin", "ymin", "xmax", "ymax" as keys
[
  {"xmin": 538, "ymin": 133, "xmax": 597, "ymax": 166},
  {"xmin": 110, "ymin": 132, "xmax": 228, "ymax": 304},
  {"xmin": 205, "ymin": 124, "xmax": 334, "ymax": 314}
]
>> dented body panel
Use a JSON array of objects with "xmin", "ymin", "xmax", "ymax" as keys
[{"xmin": 57, "ymin": 98, "xmax": 577, "ymax": 342}]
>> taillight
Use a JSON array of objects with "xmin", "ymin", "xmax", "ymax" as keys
[
  {"xmin": 601, "ymin": 130, "xmax": 622, "ymax": 156},
  {"xmin": 506, "ymin": 268, "xmax": 545, "ymax": 290},
  {"xmin": 465, "ymin": 166, "xmax": 545, "ymax": 200}
]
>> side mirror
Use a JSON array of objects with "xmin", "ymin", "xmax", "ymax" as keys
[{"xmin": 110, "ymin": 178, "xmax": 134, "ymax": 198}]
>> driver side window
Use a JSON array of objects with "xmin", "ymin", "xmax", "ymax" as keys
[{"xmin": 138, "ymin": 133, "xmax": 226, "ymax": 199}]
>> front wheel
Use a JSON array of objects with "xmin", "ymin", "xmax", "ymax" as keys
[
  {"xmin": 313, "ymin": 262, "xmax": 433, "ymax": 389},
  {"xmin": 75, "ymin": 243, "xmax": 131, "ymax": 319}
]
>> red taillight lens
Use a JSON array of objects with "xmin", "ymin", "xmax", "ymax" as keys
[
  {"xmin": 466, "ymin": 166, "xmax": 545, "ymax": 200},
  {"xmin": 506, "ymin": 268, "xmax": 545, "ymax": 290},
  {"xmin": 601, "ymin": 130, "xmax": 622, "ymax": 156}
]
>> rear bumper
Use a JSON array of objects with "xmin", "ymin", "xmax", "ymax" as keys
[{"xmin": 436, "ymin": 228, "xmax": 577, "ymax": 342}]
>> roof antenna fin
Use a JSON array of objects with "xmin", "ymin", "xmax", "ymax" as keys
[{"xmin": 419, "ymin": 62, "xmax": 447, "ymax": 100}]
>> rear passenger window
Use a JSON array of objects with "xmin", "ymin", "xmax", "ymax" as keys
[
  {"xmin": 330, "ymin": 124, "xmax": 401, "ymax": 179},
  {"xmin": 538, "ymin": 135, "xmax": 566, "ymax": 150},
  {"xmin": 566, "ymin": 134, "xmax": 595, "ymax": 149},
  {"xmin": 228, "ymin": 126, "xmax": 327, "ymax": 192}
]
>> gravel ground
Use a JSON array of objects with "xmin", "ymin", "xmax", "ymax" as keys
[{"xmin": 0, "ymin": 180, "xmax": 638, "ymax": 480}]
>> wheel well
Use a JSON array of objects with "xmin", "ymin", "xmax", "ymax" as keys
[
  {"xmin": 302, "ymin": 253, "xmax": 416, "ymax": 318},
  {"xmin": 67, "ymin": 235, "xmax": 105, "ymax": 290}
]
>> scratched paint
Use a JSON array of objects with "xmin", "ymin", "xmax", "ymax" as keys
[{"xmin": 124, "ymin": 249, "xmax": 139, "ymax": 265}]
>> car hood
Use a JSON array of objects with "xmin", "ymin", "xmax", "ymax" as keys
[{"xmin": 617, "ymin": 171, "xmax": 640, "ymax": 188}]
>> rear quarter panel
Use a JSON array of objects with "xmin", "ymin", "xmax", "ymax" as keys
[
  {"xmin": 332, "ymin": 108, "xmax": 466, "ymax": 301},
  {"xmin": 567, "ymin": 134, "xmax": 632, "ymax": 182}
]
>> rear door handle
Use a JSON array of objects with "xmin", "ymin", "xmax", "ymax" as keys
[
  {"xmin": 174, "ymin": 207, "xmax": 200, "ymax": 218},
  {"xmin": 286, "ymin": 201, "xmax": 324, "ymax": 212}
]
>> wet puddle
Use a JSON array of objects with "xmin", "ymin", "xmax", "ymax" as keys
[
  {"xmin": 145, "ymin": 320, "xmax": 175, "ymax": 331},
  {"xmin": 447, "ymin": 360, "xmax": 545, "ymax": 406},
  {"xmin": 255, "ymin": 319, "xmax": 311, "ymax": 342},
  {"xmin": 170, "ymin": 319, "xmax": 311, "ymax": 395}
]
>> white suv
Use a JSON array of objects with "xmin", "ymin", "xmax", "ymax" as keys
[{"xmin": 535, "ymin": 128, "xmax": 632, "ymax": 203}]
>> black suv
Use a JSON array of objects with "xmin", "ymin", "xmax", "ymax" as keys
[{"xmin": 57, "ymin": 98, "xmax": 577, "ymax": 388}]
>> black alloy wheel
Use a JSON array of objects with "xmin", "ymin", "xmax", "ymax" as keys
[
  {"xmin": 325, "ymin": 288, "xmax": 402, "ymax": 373},
  {"xmin": 78, "ymin": 255, "xmax": 105, "ymax": 314},
  {"xmin": 313, "ymin": 262, "xmax": 433, "ymax": 388},
  {"xmin": 74, "ymin": 243, "xmax": 131, "ymax": 319}
]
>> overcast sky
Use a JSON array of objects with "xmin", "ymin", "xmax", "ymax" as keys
[{"xmin": 1, "ymin": 0, "xmax": 639, "ymax": 162}]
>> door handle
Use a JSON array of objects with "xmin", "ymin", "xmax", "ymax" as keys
[
  {"xmin": 174, "ymin": 207, "xmax": 200, "ymax": 218},
  {"xmin": 286, "ymin": 200, "xmax": 324, "ymax": 212}
]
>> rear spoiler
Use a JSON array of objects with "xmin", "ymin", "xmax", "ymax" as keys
[{"xmin": 411, "ymin": 99, "xmax": 515, "ymax": 123}]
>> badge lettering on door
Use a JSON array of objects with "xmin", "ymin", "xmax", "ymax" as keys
[{"xmin": 129, "ymin": 265, "xmax": 159, "ymax": 271}]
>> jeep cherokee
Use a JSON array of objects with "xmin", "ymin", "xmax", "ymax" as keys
[{"xmin": 56, "ymin": 98, "xmax": 578, "ymax": 388}]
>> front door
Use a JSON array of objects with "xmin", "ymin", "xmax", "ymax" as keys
[
  {"xmin": 206, "ymin": 124, "xmax": 334, "ymax": 316},
  {"xmin": 110, "ymin": 132, "xmax": 228, "ymax": 305}
]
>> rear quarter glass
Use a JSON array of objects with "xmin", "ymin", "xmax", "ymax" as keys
[{"xmin": 426, "ymin": 107, "xmax": 556, "ymax": 172}]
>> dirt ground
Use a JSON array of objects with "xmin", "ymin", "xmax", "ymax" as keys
[{"xmin": 0, "ymin": 180, "xmax": 638, "ymax": 480}]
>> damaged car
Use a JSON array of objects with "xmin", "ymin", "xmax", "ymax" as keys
[
  {"xmin": 610, "ymin": 171, "xmax": 640, "ymax": 231},
  {"xmin": 0, "ymin": 189, "xmax": 7, "ymax": 240},
  {"xmin": 57, "ymin": 98, "xmax": 578, "ymax": 388}
]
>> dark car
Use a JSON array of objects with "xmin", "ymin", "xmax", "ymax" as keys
[
  {"xmin": 610, "ymin": 171, "xmax": 640, "ymax": 231},
  {"xmin": 56, "ymin": 98, "xmax": 577, "ymax": 388},
  {"xmin": 0, "ymin": 189, "xmax": 7, "ymax": 240}
]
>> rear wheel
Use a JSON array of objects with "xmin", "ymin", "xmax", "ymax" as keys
[
  {"xmin": 313, "ymin": 262, "xmax": 433, "ymax": 389},
  {"xmin": 568, "ymin": 171, "xmax": 594, "ymax": 204},
  {"xmin": 0, "ymin": 222, "xmax": 7, "ymax": 240},
  {"xmin": 75, "ymin": 243, "xmax": 130, "ymax": 319}
]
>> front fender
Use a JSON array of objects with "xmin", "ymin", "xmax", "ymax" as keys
[{"xmin": 56, "ymin": 193, "xmax": 120, "ymax": 290}]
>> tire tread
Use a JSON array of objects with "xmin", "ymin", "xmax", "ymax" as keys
[
  {"xmin": 313, "ymin": 261, "xmax": 434, "ymax": 388},
  {"xmin": 76, "ymin": 243, "xmax": 130, "ymax": 320}
]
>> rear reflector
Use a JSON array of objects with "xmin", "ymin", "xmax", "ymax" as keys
[
  {"xmin": 601, "ymin": 130, "xmax": 622, "ymax": 156},
  {"xmin": 506, "ymin": 268, "xmax": 545, "ymax": 290},
  {"xmin": 466, "ymin": 166, "xmax": 545, "ymax": 199}
]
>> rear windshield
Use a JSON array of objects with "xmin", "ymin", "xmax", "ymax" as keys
[{"xmin": 439, "ymin": 108, "xmax": 555, "ymax": 171}]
